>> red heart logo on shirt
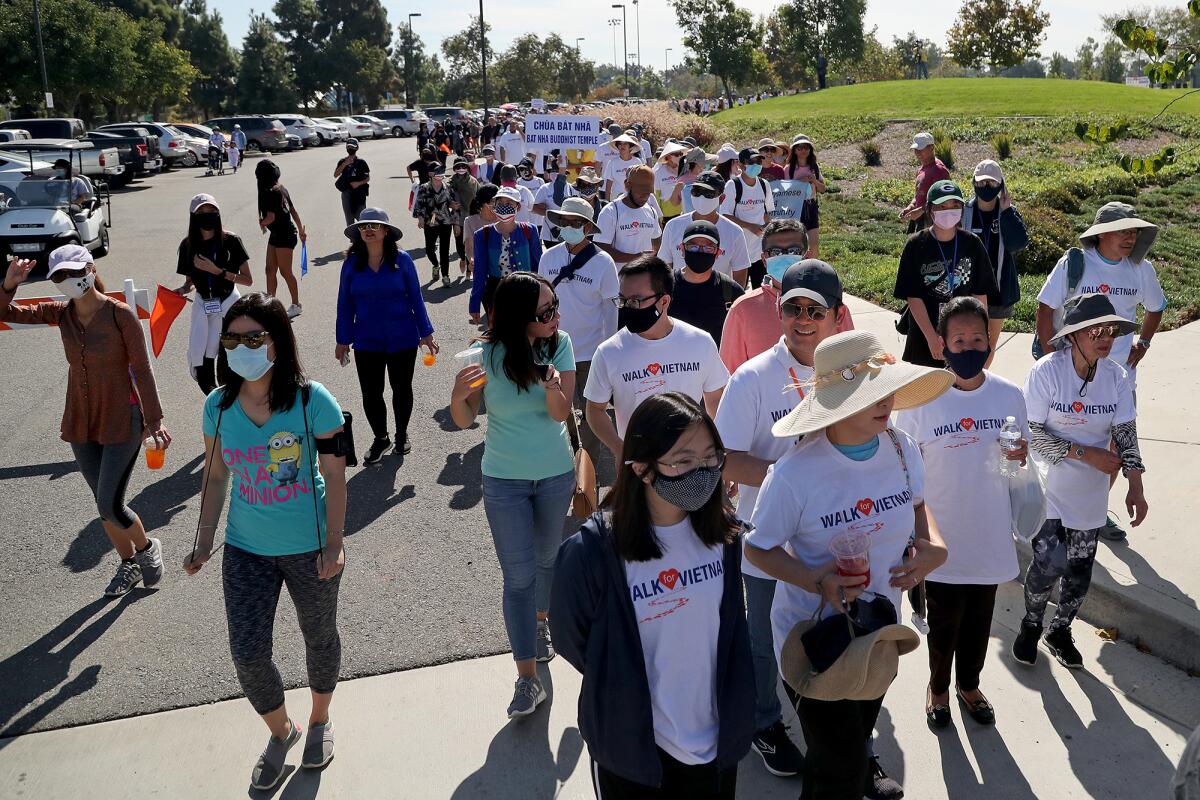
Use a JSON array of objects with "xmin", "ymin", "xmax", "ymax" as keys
[
  {"xmin": 856, "ymin": 498, "xmax": 874, "ymax": 516},
  {"xmin": 647, "ymin": 363, "xmax": 662, "ymax": 375},
  {"xmin": 1072, "ymin": 401, "xmax": 1084, "ymax": 413},
  {"xmin": 1099, "ymin": 284, "xmax": 1111, "ymax": 294},
  {"xmin": 960, "ymin": 418, "xmax": 975, "ymax": 430},
  {"xmin": 659, "ymin": 568, "xmax": 680, "ymax": 590}
]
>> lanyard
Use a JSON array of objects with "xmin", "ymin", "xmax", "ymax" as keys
[
  {"xmin": 975, "ymin": 206, "xmax": 992, "ymax": 255},
  {"xmin": 933, "ymin": 232, "xmax": 959, "ymax": 293},
  {"xmin": 787, "ymin": 367, "xmax": 806, "ymax": 401}
]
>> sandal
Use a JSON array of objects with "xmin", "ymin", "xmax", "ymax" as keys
[
  {"xmin": 926, "ymin": 687, "xmax": 952, "ymax": 729},
  {"xmin": 957, "ymin": 688, "xmax": 996, "ymax": 725}
]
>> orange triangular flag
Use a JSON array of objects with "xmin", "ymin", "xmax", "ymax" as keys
[{"xmin": 149, "ymin": 285, "xmax": 188, "ymax": 357}]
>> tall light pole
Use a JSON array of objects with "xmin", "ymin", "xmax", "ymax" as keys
[
  {"xmin": 406, "ymin": 12, "xmax": 422, "ymax": 108},
  {"xmin": 575, "ymin": 37, "xmax": 584, "ymax": 54},
  {"xmin": 665, "ymin": 48, "xmax": 672, "ymax": 95},
  {"xmin": 32, "ymin": 0, "xmax": 51, "ymax": 111},
  {"xmin": 608, "ymin": 18, "xmax": 621, "ymax": 76},
  {"xmin": 612, "ymin": 4, "xmax": 628, "ymax": 97},
  {"xmin": 632, "ymin": 0, "xmax": 641, "ymax": 97},
  {"xmin": 479, "ymin": 2, "xmax": 489, "ymax": 117}
]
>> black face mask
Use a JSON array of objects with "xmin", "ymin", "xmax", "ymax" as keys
[
  {"xmin": 683, "ymin": 250, "xmax": 717, "ymax": 273},
  {"xmin": 618, "ymin": 302, "xmax": 662, "ymax": 334},
  {"xmin": 196, "ymin": 212, "xmax": 220, "ymax": 231},
  {"xmin": 942, "ymin": 346, "xmax": 990, "ymax": 379},
  {"xmin": 974, "ymin": 183, "xmax": 1002, "ymax": 202}
]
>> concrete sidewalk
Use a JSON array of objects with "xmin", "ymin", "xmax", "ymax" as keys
[
  {"xmin": 844, "ymin": 295, "xmax": 1200, "ymax": 672},
  {"xmin": 0, "ymin": 584, "xmax": 1191, "ymax": 799}
]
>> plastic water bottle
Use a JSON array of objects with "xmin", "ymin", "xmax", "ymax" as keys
[{"xmin": 997, "ymin": 416, "xmax": 1022, "ymax": 479}]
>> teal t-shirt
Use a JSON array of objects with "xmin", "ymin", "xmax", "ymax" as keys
[
  {"xmin": 203, "ymin": 381, "xmax": 344, "ymax": 556},
  {"xmin": 481, "ymin": 334, "xmax": 576, "ymax": 480}
]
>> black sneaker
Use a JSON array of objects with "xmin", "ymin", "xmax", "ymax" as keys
[
  {"xmin": 1044, "ymin": 626, "xmax": 1084, "ymax": 669},
  {"xmin": 750, "ymin": 721, "xmax": 803, "ymax": 777},
  {"xmin": 1098, "ymin": 513, "xmax": 1127, "ymax": 542},
  {"xmin": 1012, "ymin": 620, "xmax": 1042, "ymax": 665},
  {"xmin": 363, "ymin": 436, "xmax": 392, "ymax": 466},
  {"xmin": 104, "ymin": 560, "xmax": 143, "ymax": 597},
  {"xmin": 866, "ymin": 755, "xmax": 904, "ymax": 800},
  {"xmin": 401, "ymin": 438, "xmax": 412, "ymax": 455}
]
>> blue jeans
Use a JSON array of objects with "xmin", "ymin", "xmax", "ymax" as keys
[
  {"xmin": 483, "ymin": 470, "xmax": 576, "ymax": 661},
  {"xmin": 743, "ymin": 573, "xmax": 783, "ymax": 732}
]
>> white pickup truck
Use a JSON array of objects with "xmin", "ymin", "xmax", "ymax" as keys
[{"xmin": 0, "ymin": 139, "xmax": 124, "ymax": 183}]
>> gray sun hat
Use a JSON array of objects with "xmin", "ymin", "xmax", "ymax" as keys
[
  {"xmin": 546, "ymin": 196, "xmax": 601, "ymax": 235},
  {"xmin": 1079, "ymin": 202, "xmax": 1158, "ymax": 263},
  {"xmin": 345, "ymin": 207, "xmax": 403, "ymax": 240},
  {"xmin": 1049, "ymin": 292, "xmax": 1138, "ymax": 349}
]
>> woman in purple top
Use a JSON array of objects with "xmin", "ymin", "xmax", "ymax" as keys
[{"xmin": 335, "ymin": 208, "xmax": 438, "ymax": 465}]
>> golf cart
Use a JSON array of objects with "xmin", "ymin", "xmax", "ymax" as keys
[{"xmin": 0, "ymin": 142, "xmax": 111, "ymax": 276}]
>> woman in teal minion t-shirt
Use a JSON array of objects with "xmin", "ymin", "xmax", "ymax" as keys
[
  {"xmin": 449, "ymin": 272, "xmax": 577, "ymax": 720},
  {"xmin": 183, "ymin": 293, "xmax": 348, "ymax": 790}
]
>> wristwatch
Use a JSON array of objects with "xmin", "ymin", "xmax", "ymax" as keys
[
  {"xmin": 1072, "ymin": 445, "xmax": 1086, "ymax": 460},
  {"xmin": 1136, "ymin": 338, "xmax": 1152, "ymax": 350}
]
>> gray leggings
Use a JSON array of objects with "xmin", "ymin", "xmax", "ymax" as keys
[
  {"xmin": 222, "ymin": 544, "xmax": 343, "ymax": 715},
  {"xmin": 69, "ymin": 406, "xmax": 143, "ymax": 529}
]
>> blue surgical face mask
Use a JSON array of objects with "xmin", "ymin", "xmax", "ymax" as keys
[
  {"xmin": 744, "ymin": 163, "xmax": 763, "ymax": 178},
  {"xmin": 765, "ymin": 253, "xmax": 805, "ymax": 284},
  {"xmin": 559, "ymin": 225, "xmax": 586, "ymax": 245},
  {"xmin": 226, "ymin": 344, "xmax": 274, "ymax": 381}
]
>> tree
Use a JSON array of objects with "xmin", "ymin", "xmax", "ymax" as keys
[
  {"xmin": 1076, "ymin": 37, "xmax": 1098, "ymax": 80},
  {"xmin": 237, "ymin": 13, "xmax": 298, "ymax": 111},
  {"xmin": 314, "ymin": 0, "xmax": 394, "ymax": 108},
  {"xmin": 126, "ymin": 17, "xmax": 198, "ymax": 116},
  {"xmin": 835, "ymin": 28, "xmax": 904, "ymax": 83},
  {"xmin": 765, "ymin": 0, "xmax": 866, "ymax": 89},
  {"xmin": 763, "ymin": 10, "xmax": 812, "ymax": 87},
  {"xmin": 97, "ymin": 0, "xmax": 185, "ymax": 43},
  {"xmin": 179, "ymin": 0, "xmax": 238, "ymax": 117},
  {"xmin": 1099, "ymin": 39, "xmax": 1127, "ymax": 82},
  {"xmin": 273, "ymin": 0, "xmax": 326, "ymax": 108},
  {"xmin": 398, "ymin": 24, "xmax": 442, "ymax": 105},
  {"xmin": 1048, "ymin": 51, "xmax": 1068, "ymax": 77},
  {"xmin": 441, "ymin": 16, "xmax": 497, "ymax": 105},
  {"xmin": 671, "ymin": 0, "xmax": 760, "ymax": 104},
  {"xmin": 946, "ymin": 0, "xmax": 1050, "ymax": 73}
]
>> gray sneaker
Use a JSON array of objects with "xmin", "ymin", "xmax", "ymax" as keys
[
  {"xmin": 536, "ymin": 620, "xmax": 556, "ymax": 663},
  {"xmin": 1098, "ymin": 514, "xmax": 1127, "ymax": 542},
  {"xmin": 251, "ymin": 720, "xmax": 301, "ymax": 790},
  {"xmin": 104, "ymin": 560, "xmax": 142, "ymax": 597},
  {"xmin": 301, "ymin": 721, "xmax": 334, "ymax": 769},
  {"xmin": 507, "ymin": 676, "xmax": 546, "ymax": 719},
  {"xmin": 133, "ymin": 538, "xmax": 163, "ymax": 587}
]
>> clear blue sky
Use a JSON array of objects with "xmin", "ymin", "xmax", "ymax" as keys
[{"xmin": 217, "ymin": 0, "xmax": 1136, "ymax": 72}]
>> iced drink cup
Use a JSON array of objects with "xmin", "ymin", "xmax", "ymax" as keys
[
  {"xmin": 454, "ymin": 346, "xmax": 487, "ymax": 388},
  {"xmin": 829, "ymin": 529, "xmax": 870, "ymax": 588}
]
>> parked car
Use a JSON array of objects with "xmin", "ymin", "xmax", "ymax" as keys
[
  {"xmin": 316, "ymin": 118, "xmax": 352, "ymax": 142},
  {"xmin": 0, "ymin": 118, "xmax": 87, "ymax": 141},
  {"xmin": 421, "ymin": 106, "xmax": 469, "ymax": 126},
  {"xmin": 0, "ymin": 151, "xmax": 56, "ymax": 206},
  {"xmin": 169, "ymin": 122, "xmax": 214, "ymax": 140},
  {"xmin": 97, "ymin": 122, "xmax": 189, "ymax": 169},
  {"xmin": 365, "ymin": 108, "xmax": 426, "ymax": 137},
  {"xmin": 285, "ymin": 133, "xmax": 304, "ymax": 150},
  {"xmin": 352, "ymin": 115, "xmax": 388, "ymax": 138},
  {"xmin": 323, "ymin": 116, "xmax": 373, "ymax": 140},
  {"xmin": 203, "ymin": 116, "xmax": 289, "ymax": 152},
  {"xmin": 0, "ymin": 130, "xmax": 32, "ymax": 144},
  {"xmin": 83, "ymin": 130, "xmax": 162, "ymax": 184},
  {"xmin": 309, "ymin": 118, "xmax": 343, "ymax": 145},
  {"xmin": 274, "ymin": 115, "xmax": 321, "ymax": 147},
  {"xmin": 1, "ymin": 139, "xmax": 123, "ymax": 183}
]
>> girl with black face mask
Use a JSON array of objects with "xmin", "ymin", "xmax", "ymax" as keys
[
  {"xmin": 965, "ymin": 160, "xmax": 1029, "ymax": 359},
  {"xmin": 174, "ymin": 193, "xmax": 253, "ymax": 394},
  {"xmin": 551, "ymin": 392, "xmax": 754, "ymax": 799}
]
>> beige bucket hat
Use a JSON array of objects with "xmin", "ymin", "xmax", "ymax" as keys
[
  {"xmin": 781, "ymin": 616, "xmax": 920, "ymax": 702},
  {"xmin": 1079, "ymin": 202, "xmax": 1158, "ymax": 263}
]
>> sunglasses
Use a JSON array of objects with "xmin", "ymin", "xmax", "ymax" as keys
[
  {"xmin": 764, "ymin": 245, "xmax": 807, "ymax": 258},
  {"xmin": 559, "ymin": 217, "xmax": 587, "ymax": 229},
  {"xmin": 683, "ymin": 242, "xmax": 719, "ymax": 255},
  {"xmin": 1087, "ymin": 324, "xmax": 1122, "ymax": 340},
  {"xmin": 219, "ymin": 331, "xmax": 270, "ymax": 350},
  {"xmin": 50, "ymin": 267, "xmax": 89, "ymax": 284},
  {"xmin": 781, "ymin": 303, "xmax": 830, "ymax": 321},
  {"xmin": 533, "ymin": 299, "xmax": 560, "ymax": 324},
  {"xmin": 359, "ymin": 223, "xmax": 383, "ymax": 231}
]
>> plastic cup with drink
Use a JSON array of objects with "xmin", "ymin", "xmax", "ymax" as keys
[
  {"xmin": 829, "ymin": 529, "xmax": 871, "ymax": 589},
  {"xmin": 144, "ymin": 435, "xmax": 165, "ymax": 470},
  {"xmin": 454, "ymin": 346, "xmax": 487, "ymax": 389}
]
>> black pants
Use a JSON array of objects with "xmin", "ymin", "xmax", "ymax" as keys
[
  {"xmin": 353, "ymin": 348, "xmax": 417, "ymax": 443},
  {"xmin": 748, "ymin": 258, "xmax": 765, "ymax": 289},
  {"xmin": 454, "ymin": 227, "xmax": 466, "ymax": 260},
  {"xmin": 926, "ymin": 581, "xmax": 998, "ymax": 695},
  {"xmin": 796, "ymin": 694, "xmax": 884, "ymax": 800},
  {"xmin": 591, "ymin": 749, "xmax": 737, "ymax": 799},
  {"xmin": 196, "ymin": 356, "xmax": 218, "ymax": 395},
  {"xmin": 424, "ymin": 223, "xmax": 452, "ymax": 277}
]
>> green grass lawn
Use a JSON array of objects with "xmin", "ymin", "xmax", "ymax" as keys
[{"xmin": 717, "ymin": 78, "xmax": 1200, "ymax": 121}]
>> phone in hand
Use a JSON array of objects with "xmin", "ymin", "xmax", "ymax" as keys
[
  {"xmin": 535, "ymin": 363, "xmax": 552, "ymax": 382},
  {"xmin": 340, "ymin": 350, "xmax": 351, "ymax": 367}
]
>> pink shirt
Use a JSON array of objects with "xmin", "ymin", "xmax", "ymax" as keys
[{"xmin": 719, "ymin": 282, "xmax": 855, "ymax": 374}]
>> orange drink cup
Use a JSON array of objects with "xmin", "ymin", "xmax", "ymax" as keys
[
  {"xmin": 144, "ymin": 438, "xmax": 165, "ymax": 470},
  {"xmin": 454, "ymin": 346, "xmax": 487, "ymax": 388}
]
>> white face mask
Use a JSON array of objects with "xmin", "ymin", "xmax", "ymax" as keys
[
  {"xmin": 932, "ymin": 208, "xmax": 963, "ymax": 230},
  {"xmin": 691, "ymin": 194, "xmax": 720, "ymax": 215},
  {"xmin": 59, "ymin": 271, "xmax": 95, "ymax": 300}
]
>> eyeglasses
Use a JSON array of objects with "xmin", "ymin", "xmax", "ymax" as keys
[
  {"xmin": 781, "ymin": 303, "xmax": 831, "ymax": 321},
  {"xmin": 656, "ymin": 449, "xmax": 727, "ymax": 473},
  {"xmin": 683, "ymin": 242, "xmax": 719, "ymax": 255},
  {"xmin": 559, "ymin": 217, "xmax": 587, "ymax": 229},
  {"xmin": 1087, "ymin": 324, "xmax": 1122, "ymax": 340},
  {"xmin": 612, "ymin": 293, "xmax": 663, "ymax": 310},
  {"xmin": 764, "ymin": 245, "xmax": 807, "ymax": 258},
  {"xmin": 50, "ymin": 267, "xmax": 88, "ymax": 284},
  {"xmin": 359, "ymin": 223, "xmax": 383, "ymax": 231},
  {"xmin": 533, "ymin": 299, "xmax": 560, "ymax": 324},
  {"xmin": 219, "ymin": 331, "xmax": 270, "ymax": 350}
]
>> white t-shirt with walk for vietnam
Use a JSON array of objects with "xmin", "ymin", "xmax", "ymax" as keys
[
  {"xmin": 720, "ymin": 175, "xmax": 775, "ymax": 262},
  {"xmin": 893, "ymin": 371, "xmax": 1025, "ymax": 585},
  {"xmin": 584, "ymin": 319, "xmax": 729, "ymax": 438},
  {"xmin": 625, "ymin": 517, "xmax": 725, "ymax": 765},
  {"xmin": 537, "ymin": 242, "xmax": 620, "ymax": 362},
  {"xmin": 657, "ymin": 211, "xmax": 751, "ymax": 279}
]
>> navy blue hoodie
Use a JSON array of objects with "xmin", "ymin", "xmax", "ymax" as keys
[{"xmin": 550, "ymin": 512, "xmax": 755, "ymax": 787}]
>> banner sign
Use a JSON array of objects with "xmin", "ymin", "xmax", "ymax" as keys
[
  {"xmin": 768, "ymin": 179, "xmax": 814, "ymax": 221},
  {"xmin": 524, "ymin": 114, "xmax": 601, "ymax": 151}
]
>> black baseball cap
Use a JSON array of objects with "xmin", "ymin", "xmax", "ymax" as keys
[
  {"xmin": 692, "ymin": 170, "xmax": 725, "ymax": 196},
  {"xmin": 682, "ymin": 219, "xmax": 720, "ymax": 244},
  {"xmin": 780, "ymin": 259, "xmax": 843, "ymax": 308},
  {"xmin": 430, "ymin": 162, "xmax": 446, "ymax": 176},
  {"xmin": 738, "ymin": 146, "xmax": 765, "ymax": 164}
]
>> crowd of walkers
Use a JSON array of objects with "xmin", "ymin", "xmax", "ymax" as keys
[{"xmin": 0, "ymin": 112, "xmax": 1169, "ymax": 797}]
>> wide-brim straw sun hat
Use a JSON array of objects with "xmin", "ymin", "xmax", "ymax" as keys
[
  {"xmin": 1049, "ymin": 292, "xmax": 1139, "ymax": 349},
  {"xmin": 344, "ymin": 207, "xmax": 403, "ymax": 239},
  {"xmin": 546, "ymin": 196, "xmax": 601, "ymax": 235},
  {"xmin": 1079, "ymin": 201, "xmax": 1158, "ymax": 263},
  {"xmin": 771, "ymin": 330, "xmax": 952, "ymax": 438},
  {"xmin": 659, "ymin": 140, "xmax": 690, "ymax": 160},
  {"xmin": 781, "ymin": 617, "xmax": 919, "ymax": 702}
]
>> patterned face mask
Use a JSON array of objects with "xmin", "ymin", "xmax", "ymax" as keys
[
  {"xmin": 493, "ymin": 202, "xmax": 518, "ymax": 217},
  {"xmin": 651, "ymin": 464, "xmax": 723, "ymax": 511}
]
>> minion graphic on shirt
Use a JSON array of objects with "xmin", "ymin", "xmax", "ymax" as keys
[{"xmin": 266, "ymin": 431, "xmax": 303, "ymax": 486}]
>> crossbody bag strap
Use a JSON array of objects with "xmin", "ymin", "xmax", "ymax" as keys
[
  {"xmin": 191, "ymin": 401, "xmax": 227, "ymax": 563},
  {"xmin": 300, "ymin": 384, "xmax": 326, "ymax": 562}
]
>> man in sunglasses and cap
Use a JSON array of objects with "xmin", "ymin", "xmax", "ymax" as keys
[
  {"xmin": 658, "ymin": 170, "xmax": 751, "ymax": 286},
  {"xmin": 664, "ymin": 220, "xmax": 745, "ymax": 346},
  {"xmin": 333, "ymin": 137, "xmax": 370, "ymax": 226}
]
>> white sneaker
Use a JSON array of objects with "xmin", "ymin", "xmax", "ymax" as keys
[
  {"xmin": 287, "ymin": 304, "xmax": 302, "ymax": 319},
  {"xmin": 441, "ymin": 276, "xmax": 451, "ymax": 288}
]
